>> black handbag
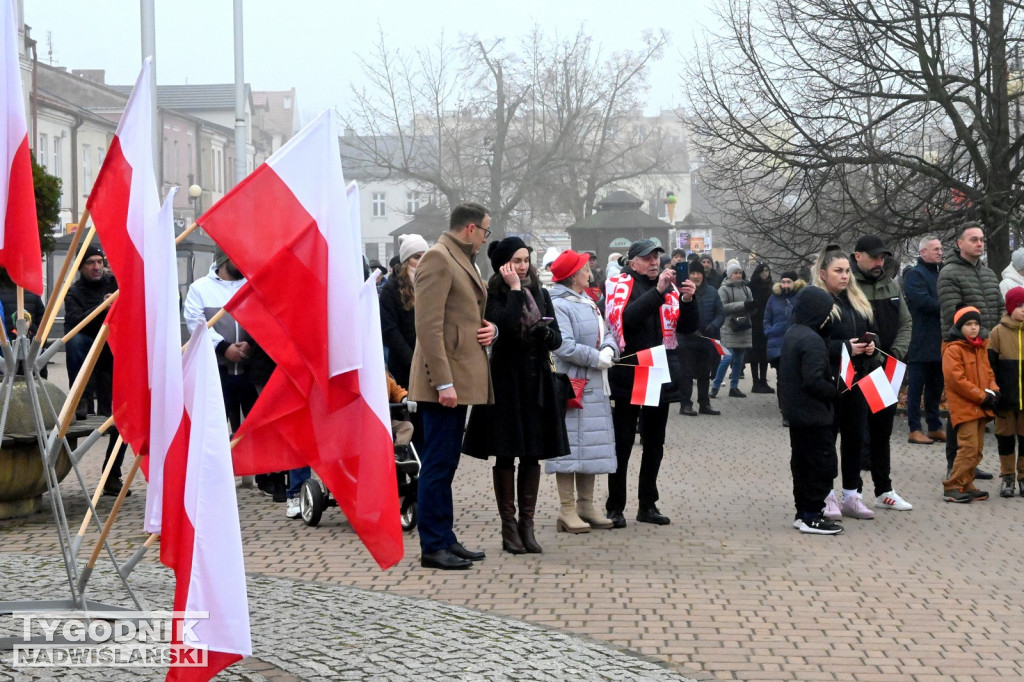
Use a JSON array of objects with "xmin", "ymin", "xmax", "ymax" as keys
[{"xmin": 729, "ymin": 314, "xmax": 752, "ymax": 332}]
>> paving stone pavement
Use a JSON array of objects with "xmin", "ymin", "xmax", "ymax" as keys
[{"xmin": 5, "ymin": 361, "xmax": 1024, "ymax": 680}]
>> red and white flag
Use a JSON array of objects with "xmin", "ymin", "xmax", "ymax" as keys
[
  {"xmin": 87, "ymin": 58, "xmax": 189, "ymax": 535},
  {"xmin": 0, "ymin": 0, "xmax": 40, "ymax": 294},
  {"xmin": 839, "ymin": 343, "xmax": 855, "ymax": 389},
  {"xmin": 857, "ymin": 366, "xmax": 898, "ymax": 414},
  {"xmin": 198, "ymin": 109, "xmax": 402, "ymax": 569},
  {"xmin": 164, "ymin": 323, "xmax": 251, "ymax": 682},
  {"xmin": 631, "ymin": 366, "xmax": 670, "ymax": 406},
  {"xmin": 635, "ymin": 345, "xmax": 668, "ymax": 370},
  {"xmin": 705, "ymin": 337, "xmax": 726, "ymax": 357},
  {"xmin": 883, "ymin": 353, "xmax": 906, "ymax": 397}
]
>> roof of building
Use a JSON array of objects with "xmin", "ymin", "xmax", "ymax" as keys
[
  {"xmin": 389, "ymin": 203, "xmax": 447, "ymax": 239},
  {"xmin": 567, "ymin": 191, "xmax": 671, "ymax": 231},
  {"xmin": 110, "ymin": 83, "xmax": 254, "ymax": 111}
]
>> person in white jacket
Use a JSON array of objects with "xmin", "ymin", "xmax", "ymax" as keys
[{"xmin": 999, "ymin": 248, "xmax": 1024, "ymax": 300}]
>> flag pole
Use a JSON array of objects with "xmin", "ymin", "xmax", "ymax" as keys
[
  {"xmin": 53, "ymin": 325, "xmax": 109, "ymax": 443},
  {"xmin": 35, "ymin": 211, "xmax": 88, "ymax": 340},
  {"xmin": 36, "ymin": 224, "xmax": 97, "ymax": 345},
  {"xmin": 71, "ymin": 434, "xmax": 123, "ymax": 556},
  {"xmin": 15, "ymin": 285, "xmax": 23, "ymax": 323},
  {"xmin": 79, "ymin": 453, "xmax": 141, "ymax": 591}
]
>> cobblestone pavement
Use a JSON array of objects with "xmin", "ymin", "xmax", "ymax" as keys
[{"xmin": 4, "ymin": 361, "xmax": 1024, "ymax": 679}]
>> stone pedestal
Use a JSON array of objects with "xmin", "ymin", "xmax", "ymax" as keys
[{"xmin": 0, "ymin": 377, "xmax": 72, "ymax": 519}]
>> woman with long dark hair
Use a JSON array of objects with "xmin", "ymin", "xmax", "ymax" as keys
[
  {"xmin": 748, "ymin": 262, "xmax": 775, "ymax": 393},
  {"xmin": 463, "ymin": 238, "xmax": 570, "ymax": 554},
  {"xmin": 380, "ymin": 234, "xmax": 428, "ymax": 388}
]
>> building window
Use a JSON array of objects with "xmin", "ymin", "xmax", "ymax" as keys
[
  {"xmin": 187, "ymin": 143, "xmax": 193, "ymax": 177},
  {"xmin": 372, "ymin": 192, "xmax": 386, "ymax": 217},
  {"xmin": 97, "ymin": 147, "xmax": 105, "ymax": 169},
  {"xmin": 405, "ymin": 191, "xmax": 420, "ymax": 215},
  {"xmin": 82, "ymin": 144, "xmax": 92, "ymax": 193},
  {"xmin": 38, "ymin": 134, "xmax": 47, "ymax": 171},
  {"xmin": 54, "ymin": 137, "xmax": 62, "ymax": 177}
]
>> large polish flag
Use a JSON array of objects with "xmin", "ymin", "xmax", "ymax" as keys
[
  {"xmin": 857, "ymin": 366, "xmax": 898, "ymax": 414},
  {"xmin": 0, "ymin": 0, "xmax": 40, "ymax": 294},
  {"xmin": 198, "ymin": 110, "xmax": 402, "ymax": 569},
  {"xmin": 86, "ymin": 59, "xmax": 189, "ymax": 533},
  {"xmin": 164, "ymin": 323, "xmax": 251, "ymax": 682}
]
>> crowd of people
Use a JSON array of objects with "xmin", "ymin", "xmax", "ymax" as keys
[{"xmin": 27, "ymin": 202, "xmax": 1022, "ymax": 558}]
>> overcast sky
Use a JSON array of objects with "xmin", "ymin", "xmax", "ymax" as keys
[{"xmin": 23, "ymin": 0, "xmax": 721, "ymax": 124}]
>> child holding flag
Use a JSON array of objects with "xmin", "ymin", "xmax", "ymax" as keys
[
  {"xmin": 942, "ymin": 306, "xmax": 1000, "ymax": 502},
  {"xmin": 985, "ymin": 287, "xmax": 1024, "ymax": 497}
]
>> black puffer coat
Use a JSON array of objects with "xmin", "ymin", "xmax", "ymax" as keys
[
  {"xmin": 379, "ymin": 274, "xmax": 417, "ymax": 388},
  {"xmin": 779, "ymin": 287, "xmax": 837, "ymax": 427}
]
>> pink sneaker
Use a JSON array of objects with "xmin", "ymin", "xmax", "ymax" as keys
[
  {"xmin": 841, "ymin": 493, "xmax": 875, "ymax": 520},
  {"xmin": 823, "ymin": 492, "xmax": 842, "ymax": 520}
]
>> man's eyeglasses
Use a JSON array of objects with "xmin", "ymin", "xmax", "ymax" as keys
[{"xmin": 469, "ymin": 223, "xmax": 492, "ymax": 239}]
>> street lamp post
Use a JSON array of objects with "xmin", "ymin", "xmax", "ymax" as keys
[{"xmin": 188, "ymin": 184, "xmax": 203, "ymax": 223}]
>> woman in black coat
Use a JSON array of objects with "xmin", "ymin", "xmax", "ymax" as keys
[
  {"xmin": 463, "ymin": 237, "xmax": 570, "ymax": 555},
  {"xmin": 379, "ymin": 234, "xmax": 428, "ymax": 389},
  {"xmin": 748, "ymin": 262, "xmax": 774, "ymax": 393}
]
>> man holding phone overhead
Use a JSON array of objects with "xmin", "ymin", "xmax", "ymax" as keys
[
  {"xmin": 605, "ymin": 239, "xmax": 699, "ymax": 527},
  {"xmin": 851, "ymin": 234, "xmax": 915, "ymax": 512}
]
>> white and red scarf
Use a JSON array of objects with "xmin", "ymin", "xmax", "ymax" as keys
[{"xmin": 605, "ymin": 272, "xmax": 679, "ymax": 352}]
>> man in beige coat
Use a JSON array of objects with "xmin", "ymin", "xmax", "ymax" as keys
[{"xmin": 409, "ymin": 202, "xmax": 497, "ymax": 570}]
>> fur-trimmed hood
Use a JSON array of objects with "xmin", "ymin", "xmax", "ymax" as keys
[{"xmin": 771, "ymin": 279, "xmax": 806, "ymax": 296}]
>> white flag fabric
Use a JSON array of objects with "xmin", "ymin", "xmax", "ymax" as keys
[{"xmin": 857, "ymin": 366, "xmax": 898, "ymax": 414}]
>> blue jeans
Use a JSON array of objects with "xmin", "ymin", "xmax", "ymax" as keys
[
  {"xmin": 906, "ymin": 361, "xmax": 943, "ymax": 433},
  {"xmin": 713, "ymin": 347, "xmax": 748, "ymax": 390},
  {"xmin": 417, "ymin": 402, "xmax": 468, "ymax": 553},
  {"xmin": 286, "ymin": 467, "xmax": 311, "ymax": 499}
]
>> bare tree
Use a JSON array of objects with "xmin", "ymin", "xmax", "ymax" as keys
[
  {"xmin": 344, "ymin": 25, "xmax": 672, "ymax": 238},
  {"xmin": 685, "ymin": 0, "xmax": 1024, "ymax": 270}
]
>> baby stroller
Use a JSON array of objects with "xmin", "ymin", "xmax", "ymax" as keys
[{"xmin": 299, "ymin": 402, "xmax": 420, "ymax": 530}]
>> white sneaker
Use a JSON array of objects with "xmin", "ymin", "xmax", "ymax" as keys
[
  {"xmin": 875, "ymin": 490, "xmax": 913, "ymax": 511},
  {"xmin": 285, "ymin": 498, "xmax": 301, "ymax": 519},
  {"xmin": 823, "ymin": 491, "xmax": 842, "ymax": 520},
  {"xmin": 840, "ymin": 492, "xmax": 875, "ymax": 520}
]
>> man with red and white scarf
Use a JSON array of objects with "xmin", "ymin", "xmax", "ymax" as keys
[{"xmin": 605, "ymin": 239, "xmax": 698, "ymax": 527}]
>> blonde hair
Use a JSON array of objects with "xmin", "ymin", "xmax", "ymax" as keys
[{"xmin": 812, "ymin": 247, "xmax": 874, "ymax": 323}]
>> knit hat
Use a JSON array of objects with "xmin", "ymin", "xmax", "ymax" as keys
[
  {"xmin": 726, "ymin": 262, "xmax": 744, "ymax": 278},
  {"xmin": 780, "ymin": 270, "xmax": 798, "ymax": 281},
  {"xmin": 214, "ymin": 246, "xmax": 230, "ymax": 269},
  {"xmin": 1012, "ymin": 248, "xmax": 1024, "ymax": 272},
  {"xmin": 954, "ymin": 306, "xmax": 982, "ymax": 329},
  {"xmin": 80, "ymin": 245, "xmax": 104, "ymax": 264},
  {"xmin": 550, "ymin": 250, "xmax": 590, "ymax": 282},
  {"xmin": 1007, "ymin": 287, "xmax": 1024, "ymax": 314},
  {"xmin": 488, "ymin": 237, "xmax": 532, "ymax": 273},
  {"xmin": 398, "ymin": 233, "xmax": 429, "ymax": 263},
  {"xmin": 688, "ymin": 260, "xmax": 705, "ymax": 276},
  {"xmin": 541, "ymin": 246, "xmax": 559, "ymax": 269}
]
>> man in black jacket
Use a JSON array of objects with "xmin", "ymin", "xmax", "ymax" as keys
[
  {"xmin": 605, "ymin": 240, "xmax": 698, "ymax": 527},
  {"xmin": 63, "ymin": 245, "xmax": 127, "ymax": 496},
  {"xmin": 779, "ymin": 286, "xmax": 842, "ymax": 534},
  {"xmin": 677, "ymin": 261, "xmax": 722, "ymax": 416}
]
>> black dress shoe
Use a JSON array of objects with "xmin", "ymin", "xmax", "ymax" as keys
[
  {"xmin": 636, "ymin": 506, "xmax": 670, "ymax": 525},
  {"xmin": 420, "ymin": 549, "xmax": 472, "ymax": 570},
  {"xmin": 698, "ymin": 403, "xmax": 721, "ymax": 416},
  {"xmin": 975, "ymin": 468, "xmax": 994, "ymax": 480},
  {"xmin": 679, "ymin": 405, "xmax": 698, "ymax": 416},
  {"xmin": 102, "ymin": 479, "xmax": 132, "ymax": 497},
  {"xmin": 448, "ymin": 542, "xmax": 485, "ymax": 561},
  {"xmin": 607, "ymin": 510, "xmax": 627, "ymax": 529}
]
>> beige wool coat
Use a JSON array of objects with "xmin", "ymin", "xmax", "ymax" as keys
[{"xmin": 408, "ymin": 231, "xmax": 495, "ymax": 406}]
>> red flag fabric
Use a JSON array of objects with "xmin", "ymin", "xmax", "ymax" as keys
[
  {"xmin": 164, "ymin": 323, "xmax": 251, "ymax": 682},
  {"xmin": 883, "ymin": 353, "xmax": 906, "ymax": 396},
  {"xmin": 707, "ymin": 338, "xmax": 726, "ymax": 357},
  {"xmin": 0, "ymin": 0, "xmax": 40, "ymax": 294},
  {"xmin": 199, "ymin": 110, "xmax": 402, "ymax": 569}
]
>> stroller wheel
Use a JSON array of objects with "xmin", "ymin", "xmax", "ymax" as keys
[
  {"xmin": 300, "ymin": 479, "xmax": 325, "ymax": 526},
  {"xmin": 400, "ymin": 498, "xmax": 417, "ymax": 531}
]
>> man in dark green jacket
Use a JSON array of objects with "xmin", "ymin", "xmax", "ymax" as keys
[
  {"xmin": 936, "ymin": 221, "xmax": 1002, "ymax": 479},
  {"xmin": 851, "ymin": 234, "xmax": 914, "ymax": 513}
]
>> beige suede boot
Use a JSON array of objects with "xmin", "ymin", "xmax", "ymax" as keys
[
  {"xmin": 575, "ymin": 473, "xmax": 613, "ymax": 529},
  {"xmin": 555, "ymin": 473, "xmax": 590, "ymax": 533}
]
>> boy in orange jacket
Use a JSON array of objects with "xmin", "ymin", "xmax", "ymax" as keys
[{"xmin": 942, "ymin": 306, "xmax": 1000, "ymax": 502}]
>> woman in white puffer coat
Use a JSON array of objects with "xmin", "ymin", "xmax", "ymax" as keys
[{"xmin": 546, "ymin": 250, "xmax": 619, "ymax": 533}]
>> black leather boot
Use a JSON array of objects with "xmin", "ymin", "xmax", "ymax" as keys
[
  {"xmin": 493, "ymin": 467, "xmax": 525, "ymax": 554},
  {"xmin": 517, "ymin": 462, "xmax": 543, "ymax": 553}
]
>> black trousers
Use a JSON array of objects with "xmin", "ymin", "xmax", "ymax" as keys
[
  {"xmin": 790, "ymin": 425, "xmax": 838, "ymax": 516},
  {"xmin": 678, "ymin": 335, "xmax": 714, "ymax": 406},
  {"xmin": 834, "ymin": 391, "xmax": 894, "ymax": 496},
  {"xmin": 607, "ymin": 399, "xmax": 669, "ymax": 513}
]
